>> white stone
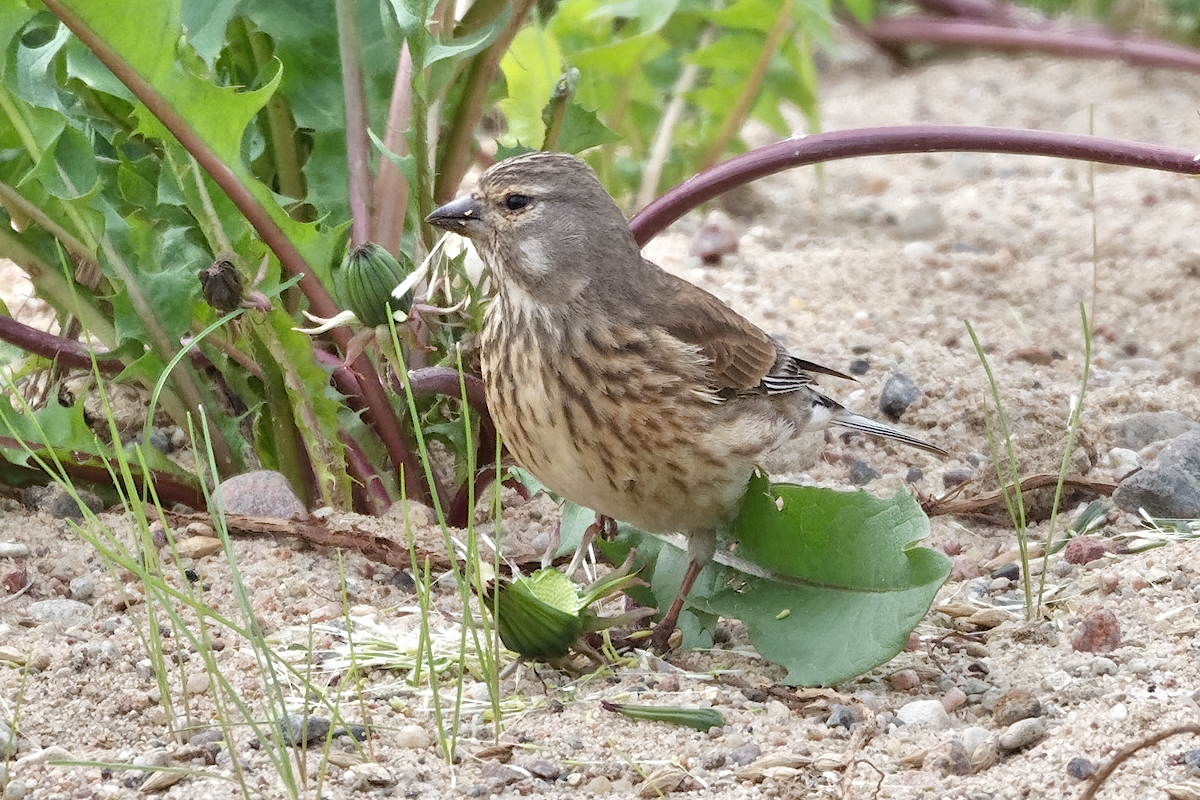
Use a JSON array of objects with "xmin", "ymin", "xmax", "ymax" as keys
[{"xmin": 896, "ymin": 700, "xmax": 952, "ymax": 731}]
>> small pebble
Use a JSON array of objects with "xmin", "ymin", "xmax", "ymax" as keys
[
  {"xmin": 1125, "ymin": 658, "xmax": 1150, "ymax": 675},
  {"xmin": 943, "ymin": 467, "xmax": 974, "ymax": 489},
  {"xmin": 848, "ymin": 359, "xmax": 870, "ymax": 376},
  {"xmin": 584, "ymin": 776, "xmax": 613, "ymax": 795},
  {"xmin": 766, "ymin": 700, "xmax": 790, "ymax": 720},
  {"xmin": 1109, "ymin": 702, "xmax": 1129, "ymax": 721},
  {"xmin": 728, "ymin": 743, "xmax": 761, "ymax": 766},
  {"xmin": 1064, "ymin": 536, "xmax": 1110, "ymax": 565},
  {"xmin": 279, "ymin": 715, "xmax": 330, "ymax": 747},
  {"xmin": 942, "ymin": 687, "xmax": 967, "ymax": 713},
  {"xmin": 848, "ymin": 460, "xmax": 881, "ymax": 485},
  {"xmin": 904, "ymin": 466, "xmax": 924, "ymax": 483},
  {"xmin": 1067, "ymin": 756, "xmax": 1096, "ymax": 780},
  {"xmin": 992, "ymin": 688, "xmax": 1042, "ymax": 726},
  {"xmin": 879, "ymin": 373, "xmax": 922, "ymax": 421},
  {"xmin": 922, "ymin": 741, "xmax": 971, "ymax": 776},
  {"xmin": 1091, "ymin": 657, "xmax": 1118, "ymax": 676},
  {"xmin": 1042, "ymin": 670, "xmax": 1072, "ymax": 692},
  {"xmin": 826, "ymin": 705, "xmax": 859, "ymax": 729},
  {"xmin": 991, "ymin": 562, "xmax": 1020, "ymax": 582},
  {"xmin": 68, "ymin": 576, "xmax": 95, "ymax": 602},
  {"xmin": 26, "ymin": 599, "xmax": 92, "ymax": 628},
  {"xmin": 896, "ymin": 201, "xmax": 946, "ymax": 240},
  {"xmin": 998, "ymin": 718, "xmax": 1046, "ymax": 751},
  {"xmin": 1183, "ymin": 749, "xmax": 1200, "ymax": 769},
  {"xmin": 0, "ymin": 543, "xmax": 30, "ymax": 559},
  {"xmin": 526, "ymin": 760, "xmax": 561, "ymax": 781},
  {"xmin": 396, "ymin": 724, "xmax": 430, "ymax": 750},
  {"xmin": 960, "ymin": 726, "xmax": 992, "ymax": 758},
  {"xmin": 889, "ymin": 669, "xmax": 921, "ymax": 692},
  {"xmin": 1098, "ymin": 572, "xmax": 1120, "ymax": 595},
  {"xmin": 1072, "ymin": 609, "xmax": 1121, "ymax": 653},
  {"xmin": 896, "ymin": 699, "xmax": 952, "ymax": 731}
]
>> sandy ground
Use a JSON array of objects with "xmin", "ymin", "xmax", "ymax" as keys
[{"xmin": 4, "ymin": 39, "xmax": 1200, "ymax": 800}]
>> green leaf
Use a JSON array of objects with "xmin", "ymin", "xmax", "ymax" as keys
[
  {"xmin": 587, "ymin": 472, "xmax": 951, "ymax": 686},
  {"xmin": 498, "ymin": 25, "xmax": 563, "ymax": 149},
  {"xmin": 548, "ymin": 102, "xmax": 620, "ymax": 154},
  {"xmin": 424, "ymin": 5, "xmax": 511, "ymax": 68},
  {"xmin": 601, "ymin": 702, "xmax": 724, "ymax": 731}
]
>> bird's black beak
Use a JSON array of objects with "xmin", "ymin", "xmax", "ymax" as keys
[{"xmin": 426, "ymin": 196, "xmax": 483, "ymax": 235}]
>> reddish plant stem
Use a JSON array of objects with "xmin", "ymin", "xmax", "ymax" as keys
[
  {"xmin": 447, "ymin": 466, "xmax": 494, "ymax": 529},
  {"xmin": 340, "ymin": 431, "xmax": 392, "ymax": 515},
  {"xmin": 0, "ymin": 317, "xmax": 123, "ymax": 373},
  {"xmin": 43, "ymin": 0, "xmax": 426, "ymax": 504},
  {"xmin": 630, "ymin": 126, "xmax": 1200, "ymax": 244},
  {"xmin": 371, "ymin": 43, "xmax": 414, "ymax": 256},
  {"xmin": 865, "ymin": 17, "xmax": 1200, "ymax": 72},
  {"xmin": 336, "ymin": 0, "xmax": 374, "ymax": 247},
  {"xmin": 0, "ymin": 437, "xmax": 206, "ymax": 508},
  {"xmin": 406, "ymin": 366, "xmax": 494, "ymax": 446}
]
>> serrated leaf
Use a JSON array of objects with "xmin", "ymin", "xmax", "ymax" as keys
[
  {"xmin": 584, "ymin": 472, "xmax": 951, "ymax": 686},
  {"xmin": 548, "ymin": 102, "xmax": 620, "ymax": 153},
  {"xmin": 424, "ymin": 5, "xmax": 511, "ymax": 68},
  {"xmin": 498, "ymin": 25, "xmax": 563, "ymax": 149}
]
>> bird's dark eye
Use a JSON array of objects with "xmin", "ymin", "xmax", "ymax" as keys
[{"xmin": 504, "ymin": 193, "xmax": 531, "ymax": 211}]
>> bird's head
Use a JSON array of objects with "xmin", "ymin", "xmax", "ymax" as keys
[{"xmin": 426, "ymin": 152, "xmax": 641, "ymax": 303}]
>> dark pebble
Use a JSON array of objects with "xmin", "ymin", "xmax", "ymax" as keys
[
  {"xmin": 701, "ymin": 752, "xmax": 727, "ymax": 770},
  {"xmin": 992, "ymin": 688, "xmax": 1042, "ymax": 726},
  {"xmin": 943, "ymin": 467, "xmax": 974, "ymax": 489},
  {"xmin": 23, "ymin": 483, "xmax": 104, "ymax": 520},
  {"xmin": 879, "ymin": 373, "xmax": 922, "ymax": 421},
  {"xmin": 729, "ymin": 742, "xmax": 762, "ymax": 766},
  {"xmin": 1066, "ymin": 756, "xmax": 1096, "ymax": 780},
  {"xmin": 849, "ymin": 359, "xmax": 870, "ymax": 376},
  {"xmin": 334, "ymin": 725, "xmax": 368, "ymax": 741},
  {"xmin": 991, "ymin": 563, "xmax": 1021, "ymax": 582},
  {"xmin": 279, "ymin": 714, "xmax": 331, "ymax": 747},
  {"xmin": 1112, "ymin": 429, "xmax": 1200, "ymax": 518},
  {"xmin": 743, "ymin": 688, "xmax": 768, "ymax": 703},
  {"xmin": 848, "ymin": 460, "xmax": 881, "ymax": 485},
  {"xmin": 904, "ymin": 467, "xmax": 924, "ymax": 484},
  {"xmin": 826, "ymin": 704, "xmax": 859, "ymax": 729},
  {"xmin": 1183, "ymin": 748, "xmax": 1200, "ymax": 769},
  {"xmin": 1110, "ymin": 411, "xmax": 1198, "ymax": 450},
  {"xmin": 526, "ymin": 759, "xmax": 561, "ymax": 780}
]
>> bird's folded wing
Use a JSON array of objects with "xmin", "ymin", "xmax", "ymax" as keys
[{"xmin": 646, "ymin": 266, "xmax": 778, "ymax": 395}]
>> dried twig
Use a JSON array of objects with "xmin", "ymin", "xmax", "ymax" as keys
[
  {"xmin": 1080, "ymin": 724, "xmax": 1200, "ymax": 800},
  {"xmin": 921, "ymin": 473, "xmax": 1116, "ymax": 517}
]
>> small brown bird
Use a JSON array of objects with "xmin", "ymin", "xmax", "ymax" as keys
[{"xmin": 428, "ymin": 152, "xmax": 945, "ymax": 651}]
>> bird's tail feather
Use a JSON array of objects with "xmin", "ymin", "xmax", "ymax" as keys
[{"xmin": 833, "ymin": 411, "xmax": 947, "ymax": 457}]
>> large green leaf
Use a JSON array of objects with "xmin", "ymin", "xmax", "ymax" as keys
[{"xmin": 587, "ymin": 472, "xmax": 951, "ymax": 686}]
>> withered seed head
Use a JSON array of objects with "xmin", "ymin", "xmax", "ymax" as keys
[{"xmin": 198, "ymin": 256, "xmax": 244, "ymax": 313}]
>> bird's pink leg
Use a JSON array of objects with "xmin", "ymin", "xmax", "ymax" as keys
[{"xmin": 650, "ymin": 528, "xmax": 716, "ymax": 652}]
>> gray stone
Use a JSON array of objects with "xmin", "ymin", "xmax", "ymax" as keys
[
  {"xmin": 998, "ymin": 718, "xmax": 1046, "ymax": 751},
  {"xmin": 278, "ymin": 714, "xmax": 330, "ymax": 747},
  {"xmin": 896, "ymin": 699, "xmax": 952, "ymax": 730},
  {"xmin": 960, "ymin": 726, "xmax": 992, "ymax": 758},
  {"xmin": 1110, "ymin": 411, "xmax": 1197, "ymax": 450},
  {"xmin": 880, "ymin": 373, "xmax": 922, "ymax": 421},
  {"xmin": 1067, "ymin": 756, "xmax": 1096, "ymax": 780},
  {"xmin": 897, "ymin": 201, "xmax": 946, "ymax": 240},
  {"xmin": 728, "ymin": 742, "xmax": 761, "ymax": 766},
  {"xmin": 0, "ymin": 543, "xmax": 30, "ymax": 559},
  {"xmin": 68, "ymin": 576, "xmax": 95, "ymax": 602},
  {"xmin": 1090, "ymin": 657, "xmax": 1118, "ymax": 676},
  {"xmin": 1113, "ymin": 429, "xmax": 1200, "ymax": 518},
  {"xmin": 26, "ymin": 599, "xmax": 92, "ymax": 628},
  {"xmin": 22, "ymin": 484, "xmax": 103, "ymax": 520},
  {"xmin": 215, "ymin": 471, "xmax": 306, "ymax": 520},
  {"xmin": 848, "ymin": 460, "xmax": 881, "ymax": 486}
]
